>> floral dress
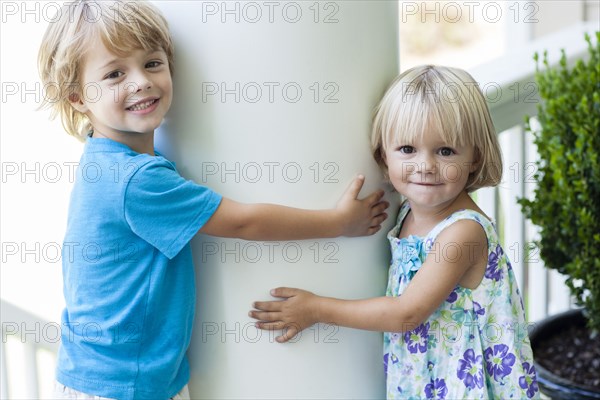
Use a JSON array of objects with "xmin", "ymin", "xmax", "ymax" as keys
[{"xmin": 383, "ymin": 202, "xmax": 540, "ymax": 399}]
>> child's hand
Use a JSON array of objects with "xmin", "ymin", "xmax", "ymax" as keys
[
  {"xmin": 249, "ymin": 287, "xmax": 320, "ymax": 343},
  {"xmin": 337, "ymin": 175, "xmax": 388, "ymax": 237}
]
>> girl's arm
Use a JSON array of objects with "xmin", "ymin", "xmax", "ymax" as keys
[
  {"xmin": 249, "ymin": 219, "xmax": 488, "ymax": 342},
  {"xmin": 199, "ymin": 175, "xmax": 389, "ymax": 240}
]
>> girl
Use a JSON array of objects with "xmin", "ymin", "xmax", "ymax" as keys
[
  {"xmin": 250, "ymin": 65, "xmax": 540, "ymax": 399},
  {"xmin": 38, "ymin": 1, "xmax": 387, "ymax": 398}
]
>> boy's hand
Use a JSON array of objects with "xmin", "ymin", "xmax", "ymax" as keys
[
  {"xmin": 337, "ymin": 175, "xmax": 388, "ymax": 237},
  {"xmin": 249, "ymin": 287, "xmax": 319, "ymax": 343},
  {"xmin": 200, "ymin": 174, "xmax": 387, "ymax": 241}
]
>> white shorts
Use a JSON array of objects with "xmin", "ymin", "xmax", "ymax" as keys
[{"xmin": 53, "ymin": 381, "xmax": 190, "ymax": 400}]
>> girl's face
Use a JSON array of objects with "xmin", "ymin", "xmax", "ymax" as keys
[
  {"xmin": 384, "ymin": 127, "xmax": 478, "ymax": 211},
  {"xmin": 72, "ymin": 39, "xmax": 173, "ymax": 137}
]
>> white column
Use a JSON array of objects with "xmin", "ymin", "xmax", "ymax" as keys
[{"xmin": 154, "ymin": 2, "xmax": 399, "ymax": 398}]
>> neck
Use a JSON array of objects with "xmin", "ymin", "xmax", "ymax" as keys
[
  {"xmin": 407, "ymin": 191, "xmax": 478, "ymax": 231},
  {"xmin": 92, "ymin": 130, "xmax": 155, "ymax": 156}
]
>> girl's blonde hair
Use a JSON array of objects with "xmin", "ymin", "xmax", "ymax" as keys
[
  {"xmin": 371, "ymin": 65, "xmax": 502, "ymax": 192},
  {"xmin": 38, "ymin": 0, "xmax": 174, "ymax": 141}
]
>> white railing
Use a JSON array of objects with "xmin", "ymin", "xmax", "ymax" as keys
[
  {"xmin": 1, "ymin": 20, "xmax": 596, "ymax": 400},
  {"xmin": 1, "ymin": 300, "xmax": 59, "ymax": 399},
  {"xmin": 470, "ymin": 21, "xmax": 598, "ymax": 324}
]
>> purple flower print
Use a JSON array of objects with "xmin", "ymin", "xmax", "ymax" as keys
[
  {"xmin": 485, "ymin": 245, "xmax": 504, "ymax": 281},
  {"xmin": 427, "ymin": 361, "xmax": 435, "ymax": 371},
  {"xmin": 404, "ymin": 322, "xmax": 429, "ymax": 354},
  {"xmin": 400, "ymin": 362, "xmax": 413, "ymax": 376},
  {"xmin": 484, "ymin": 344, "xmax": 516, "ymax": 381},
  {"xmin": 446, "ymin": 290, "xmax": 458, "ymax": 303},
  {"xmin": 457, "ymin": 349, "xmax": 484, "ymax": 389},
  {"xmin": 519, "ymin": 362, "xmax": 539, "ymax": 398},
  {"xmin": 473, "ymin": 301, "xmax": 485, "ymax": 317},
  {"xmin": 424, "ymin": 378, "xmax": 447, "ymax": 399},
  {"xmin": 383, "ymin": 352, "xmax": 399, "ymax": 375},
  {"xmin": 383, "ymin": 353, "xmax": 389, "ymax": 374},
  {"xmin": 393, "ymin": 235, "xmax": 423, "ymax": 278},
  {"xmin": 424, "ymin": 237, "xmax": 435, "ymax": 253}
]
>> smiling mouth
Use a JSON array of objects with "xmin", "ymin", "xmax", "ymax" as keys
[{"xmin": 127, "ymin": 99, "xmax": 158, "ymax": 111}]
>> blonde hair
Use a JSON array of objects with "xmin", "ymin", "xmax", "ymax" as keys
[
  {"xmin": 38, "ymin": 0, "xmax": 174, "ymax": 141},
  {"xmin": 371, "ymin": 65, "xmax": 502, "ymax": 192}
]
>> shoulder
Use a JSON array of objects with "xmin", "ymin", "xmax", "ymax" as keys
[
  {"xmin": 123, "ymin": 154, "xmax": 183, "ymax": 187},
  {"xmin": 424, "ymin": 210, "xmax": 490, "ymax": 265},
  {"xmin": 123, "ymin": 154, "xmax": 220, "ymax": 206},
  {"xmin": 426, "ymin": 209, "xmax": 494, "ymax": 245},
  {"xmin": 78, "ymin": 140, "xmax": 174, "ymax": 185},
  {"xmin": 434, "ymin": 218, "xmax": 487, "ymax": 248}
]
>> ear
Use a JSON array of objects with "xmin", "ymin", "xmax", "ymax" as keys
[
  {"xmin": 377, "ymin": 146, "xmax": 388, "ymax": 167},
  {"xmin": 68, "ymin": 93, "xmax": 88, "ymax": 114},
  {"xmin": 469, "ymin": 148, "xmax": 481, "ymax": 173}
]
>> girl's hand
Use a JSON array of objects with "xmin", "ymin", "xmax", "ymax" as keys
[
  {"xmin": 249, "ymin": 287, "xmax": 320, "ymax": 343},
  {"xmin": 337, "ymin": 175, "xmax": 388, "ymax": 237}
]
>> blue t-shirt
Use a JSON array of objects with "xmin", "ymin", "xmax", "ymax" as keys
[{"xmin": 56, "ymin": 137, "xmax": 222, "ymax": 399}]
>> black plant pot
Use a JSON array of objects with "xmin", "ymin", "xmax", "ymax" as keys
[{"xmin": 529, "ymin": 308, "xmax": 600, "ymax": 400}]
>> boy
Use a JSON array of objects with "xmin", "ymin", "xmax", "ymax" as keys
[{"xmin": 38, "ymin": 1, "xmax": 388, "ymax": 398}]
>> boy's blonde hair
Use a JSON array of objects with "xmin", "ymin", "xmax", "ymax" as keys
[
  {"xmin": 38, "ymin": 0, "xmax": 174, "ymax": 140},
  {"xmin": 371, "ymin": 65, "xmax": 502, "ymax": 192}
]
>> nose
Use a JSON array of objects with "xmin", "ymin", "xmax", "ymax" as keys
[
  {"xmin": 416, "ymin": 153, "xmax": 437, "ymax": 174},
  {"xmin": 124, "ymin": 70, "xmax": 152, "ymax": 94}
]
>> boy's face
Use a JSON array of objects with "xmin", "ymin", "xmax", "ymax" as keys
[{"xmin": 71, "ymin": 39, "xmax": 172, "ymax": 137}]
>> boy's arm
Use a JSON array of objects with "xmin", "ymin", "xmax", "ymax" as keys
[
  {"xmin": 199, "ymin": 175, "xmax": 388, "ymax": 240},
  {"xmin": 249, "ymin": 220, "xmax": 488, "ymax": 342}
]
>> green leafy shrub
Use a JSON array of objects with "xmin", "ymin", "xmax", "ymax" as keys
[{"xmin": 519, "ymin": 32, "xmax": 600, "ymax": 332}]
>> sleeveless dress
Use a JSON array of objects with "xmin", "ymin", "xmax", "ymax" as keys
[{"xmin": 383, "ymin": 202, "xmax": 540, "ymax": 399}]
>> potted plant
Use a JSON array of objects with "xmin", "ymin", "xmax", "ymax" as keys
[{"xmin": 518, "ymin": 32, "xmax": 599, "ymax": 399}]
